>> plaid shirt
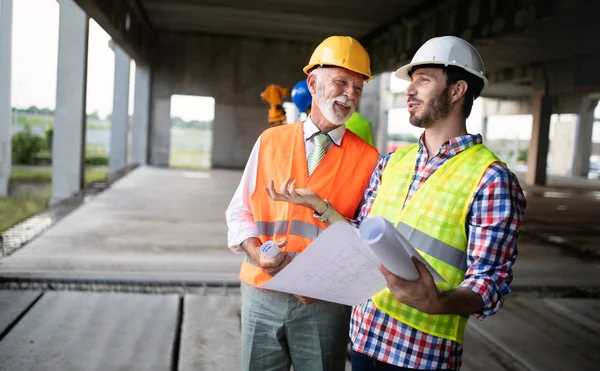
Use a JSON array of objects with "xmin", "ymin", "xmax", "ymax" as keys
[{"xmin": 350, "ymin": 134, "xmax": 526, "ymax": 370}]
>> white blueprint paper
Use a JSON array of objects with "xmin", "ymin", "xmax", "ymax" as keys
[
  {"xmin": 261, "ymin": 222, "xmax": 387, "ymax": 306},
  {"xmin": 261, "ymin": 218, "xmax": 445, "ymax": 306}
]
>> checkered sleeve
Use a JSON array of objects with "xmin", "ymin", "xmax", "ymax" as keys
[
  {"xmin": 461, "ymin": 162, "xmax": 527, "ymax": 319},
  {"xmin": 350, "ymin": 152, "xmax": 394, "ymax": 227}
]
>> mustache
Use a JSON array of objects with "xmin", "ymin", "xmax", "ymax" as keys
[
  {"xmin": 407, "ymin": 97, "xmax": 422, "ymax": 104},
  {"xmin": 333, "ymin": 96, "xmax": 356, "ymax": 110}
]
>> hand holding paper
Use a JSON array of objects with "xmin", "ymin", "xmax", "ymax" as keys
[{"xmin": 359, "ymin": 216, "xmax": 446, "ymax": 284}]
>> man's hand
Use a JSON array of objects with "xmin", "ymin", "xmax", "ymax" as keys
[
  {"xmin": 264, "ymin": 177, "xmax": 327, "ymax": 214},
  {"xmin": 241, "ymin": 238, "xmax": 292, "ymax": 276},
  {"xmin": 294, "ymin": 295, "xmax": 317, "ymax": 305},
  {"xmin": 379, "ymin": 256, "xmax": 442, "ymax": 314}
]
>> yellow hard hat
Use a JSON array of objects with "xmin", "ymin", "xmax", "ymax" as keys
[{"xmin": 303, "ymin": 36, "xmax": 372, "ymax": 81}]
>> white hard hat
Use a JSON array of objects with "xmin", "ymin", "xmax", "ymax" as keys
[{"xmin": 395, "ymin": 36, "xmax": 489, "ymax": 88}]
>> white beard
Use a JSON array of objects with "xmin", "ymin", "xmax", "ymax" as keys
[{"xmin": 315, "ymin": 89, "xmax": 356, "ymax": 126}]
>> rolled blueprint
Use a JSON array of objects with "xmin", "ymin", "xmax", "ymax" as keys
[{"xmin": 359, "ymin": 216, "xmax": 420, "ymax": 281}]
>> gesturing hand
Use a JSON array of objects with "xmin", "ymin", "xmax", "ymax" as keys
[{"xmin": 264, "ymin": 177, "xmax": 324, "ymax": 212}]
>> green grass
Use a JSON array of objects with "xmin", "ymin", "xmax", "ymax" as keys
[
  {"xmin": 170, "ymin": 127, "xmax": 212, "ymax": 169},
  {"xmin": 84, "ymin": 167, "xmax": 109, "ymax": 184},
  {"xmin": 87, "ymin": 120, "xmax": 110, "ymax": 130},
  {"xmin": 1, "ymin": 166, "xmax": 109, "ymax": 232},
  {"xmin": 10, "ymin": 167, "xmax": 108, "ymax": 184},
  {"xmin": 14, "ymin": 114, "xmax": 53, "ymax": 129},
  {"xmin": 0, "ymin": 186, "xmax": 51, "ymax": 232},
  {"xmin": 10, "ymin": 168, "xmax": 52, "ymax": 182},
  {"xmin": 13, "ymin": 114, "xmax": 111, "ymax": 130}
]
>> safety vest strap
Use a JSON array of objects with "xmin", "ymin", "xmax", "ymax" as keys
[{"xmin": 396, "ymin": 221, "xmax": 467, "ymax": 272}]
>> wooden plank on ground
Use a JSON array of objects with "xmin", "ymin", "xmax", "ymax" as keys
[
  {"xmin": 0, "ymin": 291, "xmax": 179, "ymax": 371},
  {"xmin": 0, "ymin": 291, "xmax": 41, "ymax": 335},
  {"xmin": 179, "ymin": 294, "xmax": 242, "ymax": 371}
]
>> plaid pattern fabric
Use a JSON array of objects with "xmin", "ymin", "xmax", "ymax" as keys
[{"xmin": 350, "ymin": 134, "xmax": 526, "ymax": 369}]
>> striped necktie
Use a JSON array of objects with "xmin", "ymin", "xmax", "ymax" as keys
[{"xmin": 307, "ymin": 133, "xmax": 329, "ymax": 175}]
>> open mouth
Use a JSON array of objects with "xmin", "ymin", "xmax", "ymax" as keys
[
  {"xmin": 335, "ymin": 101, "xmax": 350, "ymax": 110},
  {"xmin": 407, "ymin": 102, "xmax": 420, "ymax": 112}
]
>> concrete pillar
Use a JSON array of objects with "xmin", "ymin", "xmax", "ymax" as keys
[
  {"xmin": 358, "ymin": 72, "xmax": 391, "ymax": 154},
  {"xmin": 150, "ymin": 97, "xmax": 171, "ymax": 166},
  {"xmin": 479, "ymin": 100, "xmax": 488, "ymax": 144},
  {"xmin": 548, "ymin": 114, "xmax": 577, "ymax": 176},
  {"xmin": 132, "ymin": 63, "xmax": 151, "ymax": 165},
  {"xmin": 52, "ymin": 0, "xmax": 88, "ymax": 203},
  {"xmin": 0, "ymin": 0, "xmax": 13, "ymax": 197},
  {"xmin": 526, "ymin": 93, "xmax": 553, "ymax": 185},
  {"xmin": 109, "ymin": 42, "xmax": 130, "ymax": 175},
  {"xmin": 572, "ymin": 96, "xmax": 598, "ymax": 177}
]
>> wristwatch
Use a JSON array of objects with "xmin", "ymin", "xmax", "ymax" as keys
[{"xmin": 313, "ymin": 199, "xmax": 333, "ymax": 223}]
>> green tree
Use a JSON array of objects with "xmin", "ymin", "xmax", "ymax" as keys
[
  {"xmin": 87, "ymin": 110, "xmax": 101, "ymax": 120},
  {"xmin": 11, "ymin": 125, "xmax": 46, "ymax": 165}
]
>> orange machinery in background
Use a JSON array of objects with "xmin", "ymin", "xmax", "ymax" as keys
[{"xmin": 260, "ymin": 84, "xmax": 289, "ymax": 127}]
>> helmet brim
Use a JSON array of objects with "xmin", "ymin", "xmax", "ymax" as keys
[
  {"xmin": 303, "ymin": 64, "xmax": 373, "ymax": 81},
  {"xmin": 395, "ymin": 61, "xmax": 489, "ymax": 88}
]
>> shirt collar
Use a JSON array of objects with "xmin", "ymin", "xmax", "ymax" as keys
[
  {"xmin": 304, "ymin": 116, "xmax": 346, "ymax": 146},
  {"xmin": 418, "ymin": 132, "xmax": 483, "ymax": 156}
]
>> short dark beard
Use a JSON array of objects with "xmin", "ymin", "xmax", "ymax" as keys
[{"xmin": 409, "ymin": 86, "xmax": 452, "ymax": 129}]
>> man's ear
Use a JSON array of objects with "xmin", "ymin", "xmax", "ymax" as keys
[
  {"xmin": 452, "ymin": 80, "xmax": 468, "ymax": 102},
  {"xmin": 307, "ymin": 73, "xmax": 318, "ymax": 95}
]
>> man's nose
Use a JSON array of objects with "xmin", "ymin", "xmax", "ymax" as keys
[
  {"xmin": 344, "ymin": 85, "xmax": 361, "ymax": 101},
  {"xmin": 405, "ymin": 81, "xmax": 417, "ymax": 96}
]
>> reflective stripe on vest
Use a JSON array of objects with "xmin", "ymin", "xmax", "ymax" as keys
[
  {"xmin": 256, "ymin": 220, "xmax": 325, "ymax": 240},
  {"xmin": 396, "ymin": 221, "xmax": 467, "ymax": 272},
  {"xmin": 370, "ymin": 143, "xmax": 500, "ymax": 343}
]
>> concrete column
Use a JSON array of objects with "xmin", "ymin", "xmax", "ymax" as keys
[
  {"xmin": 109, "ymin": 42, "xmax": 130, "ymax": 175},
  {"xmin": 52, "ymin": 0, "xmax": 88, "ymax": 203},
  {"xmin": 548, "ymin": 114, "xmax": 577, "ymax": 176},
  {"xmin": 358, "ymin": 72, "xmax": 391, "ymax": 154},
  {"xmin": 480, "ymin": 100, "xmax": 488, "ymax": 144},
  {"xmin": 572, "ymin": 96, "xmax": 598, "ymax": 177},
  {"xmin": 150, "ymin": 97, "xmax": 171, "ymax": 166},
  {"xmin": 132, "ymin": 64, "xmax": 151, "ymax": 165},
  {"xmin": 0, "ymin": 0, "xmax": 13, "ymax": 197},
  {"xmin": 526, "ymin": 93, "xmax": 553, "ymax": 185}
]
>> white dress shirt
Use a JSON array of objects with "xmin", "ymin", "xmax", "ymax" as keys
[{"xmin": 225, "ymin": 117, "xmax": 346, "ymax": 252}]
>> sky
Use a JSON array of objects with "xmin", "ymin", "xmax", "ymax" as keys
[
  {"xmin": 5, "ymin": 0, "xmax": 599, "ymax": 139},
  {"xmin": 8, "ymin": 0, "xmax": 214, "ymax": 121}
]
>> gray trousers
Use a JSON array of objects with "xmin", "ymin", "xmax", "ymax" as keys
[{"xmin": 241, "ymin": 282, "xmax": 350, "ymax": 371}]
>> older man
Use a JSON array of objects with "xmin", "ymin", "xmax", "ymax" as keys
[{"xmin": 226, "ymin": 36, "xmax": 379, "ymax": 371}]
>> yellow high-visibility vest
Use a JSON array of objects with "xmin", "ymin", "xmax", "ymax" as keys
[{"xmin": 370, "ymin": 142, "xmax": 499, "ymax": 343}]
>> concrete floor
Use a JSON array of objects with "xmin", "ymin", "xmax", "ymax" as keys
[
  {"xmin": 0, "ymin": 166, "xmax": 599, "ymax": 370},
  {"xmin": 0, "ymin": 167, "xmax": 244, "ymax": 283}
]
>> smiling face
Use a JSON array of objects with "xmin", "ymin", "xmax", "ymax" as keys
[
  {"xmin": 405, "ymin": 67, "xmax": 453, "ymax": 129},
  {"xmin": 309, "ymin": 67, "xmax": 364, "ymax": 127}
]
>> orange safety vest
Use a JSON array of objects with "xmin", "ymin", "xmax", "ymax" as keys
[{"xmin": 241, "ymin": 122, "xmax": 379, "ymax": 287}]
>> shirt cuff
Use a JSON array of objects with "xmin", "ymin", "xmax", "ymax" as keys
[
  {"xmin": 460, "ymin": 276, "xmax": 510, "ymax": 319},
  {"xmin": 228, "ymin": 230, "xmax": 259, "ymax": 254}
]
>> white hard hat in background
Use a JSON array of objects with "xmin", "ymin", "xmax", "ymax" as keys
[{"xmin": 395, "ymin": 36, "xmax": 489, "ymax": 88}]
